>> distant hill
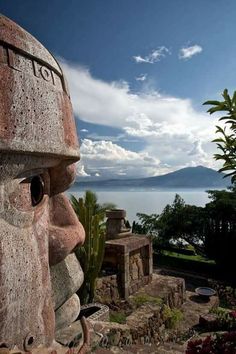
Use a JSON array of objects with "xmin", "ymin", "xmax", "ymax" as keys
[{"xmin": 73, "ymin": 166, "xmax": 231, "ymax": 190}]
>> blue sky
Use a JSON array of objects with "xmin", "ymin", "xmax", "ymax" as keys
[{"xmin": 1, "ymin": 0, "xmax": 235, "ymax": 179}]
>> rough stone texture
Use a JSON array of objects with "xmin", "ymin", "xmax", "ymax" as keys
[
  {"xmin": 80, "ymin": 303, "xmax": 110, "ymax": 322},
  {"xmin": 138, "ymin": 274, "xmax": 186, "ymax": 309},
  {"xmin": 177, "ymin": 290, "xmax": 219, "ymax": 333},
  {"xmin": 56, "ymin": 320, "xmax": 83, "ymax": 347},
  {"xmin": 103, "ymin": 235, "xmax": 153, "ymax": 299},
  {"xmin": 106, "ymin": 209, "xmax": 131, "ymax": 240},
  {"xmin": 95, "ymin": 275, "xmax": 121, "ymax": 304},
  {"xmin": 91, "ymin": 274, "xmax": 186, "ymax": 351},
  {"xmin": 199, "ymin": 313, "xmax": 219, "ymax": 331},
  {"xmin": 0, "ymin": 15, "xmax": 85, "ymax": 351},
  {"xmin": 0, "ymin": 15, "xmax": 80, "ymax": 159},
  {"xmin": 51, "ymin": 253, "xmax": 84, "ymax": 310},
  {"xmin": 92, "ymin": 275, "xmax": 220, "ymax": 354},
  {"xmin": 88, "ymin": 304, "xmax": 165, "ymax": 349},
  {"xmin": 55, "ymin": 294, "xmax": 81, "ymax": 331}
]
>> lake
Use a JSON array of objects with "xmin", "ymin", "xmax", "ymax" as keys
[{"xmin": 68, "ymin": 188, "xmax": 210, "ymax": 223}]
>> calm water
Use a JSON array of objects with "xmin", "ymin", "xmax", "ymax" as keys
[{"xmin": 68, "ymin": 188, "xmax": 210, "ymax": 223}]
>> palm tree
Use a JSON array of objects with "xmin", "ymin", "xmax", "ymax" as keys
[{"xmin": 71, "ymin": 190, "xmax": 116, "ymax": 304}]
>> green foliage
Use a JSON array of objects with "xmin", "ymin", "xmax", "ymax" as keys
[
  {"xmin": 136, "ymin": 188, "xmax": 236, "ymax": 273},
  {"xmin": 210, "ymin": 307, "xmax": 236, "ymax": 330},
  {"xmin": 162, "ymin": 250, "xmax": 214, "ymax": 263},
  {"xmin": 204, "ymin": 188, "xmax": 236, "ymax": 272},
  {"xmin": 109, "ymin": 311, "xmax": 127, "ymax": 324},
  {"xmin": 203, "ymin": 89, "xmax": 236, "ymax": 183},
  {"xmin": 134, "ymin": 194, "xmax": 206, "ymax": 255},
  {"xmin": 71, "ymin": 190, "xmax": 116, "ymax": 304},
  {"xmin": 154, "ymin": 252, "xmax": 216, "ymax": 277},
  {"xmin": 162, "ymin": 305, "xmax": 184, "ymax": 329},
  {"xmin": 132, "ymin": 293, "xmax": 163, "ymax": 307}
]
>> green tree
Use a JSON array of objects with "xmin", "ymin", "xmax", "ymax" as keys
[
  {"xmin": 71, "ymin": 190, "xmax": 116, "ymax": 304},
  {"xmin": 134, "ymin": 194, "xmax": 206, "ymax": 254},
  {"xmin": 204, "ymin": 187, "xmax": 236, "ymax": 272},
  {"xmin": 156, "ymin": 194, "xmax": 206, "ymax": 254},
  {"xmin": 203, "ymin": 89, "xmax": 236, "ymax": 183}
]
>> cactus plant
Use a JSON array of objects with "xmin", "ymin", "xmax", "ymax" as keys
[{"xmin": 71, "ymin": 191, "xmax": 115, "ymax": 304}]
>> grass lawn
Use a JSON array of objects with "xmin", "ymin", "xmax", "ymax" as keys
[
  {"xmin": 162, "ymin": 250, "xmax": 215, "ymax": 264},
  {"xmin": 154, "ymin": 250, "xmax": 216, "ymax": 276}
]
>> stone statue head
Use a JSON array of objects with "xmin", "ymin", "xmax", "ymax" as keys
[{"xmin": 0, "ymin": 14, "xmax": 85, "ymax": 351}]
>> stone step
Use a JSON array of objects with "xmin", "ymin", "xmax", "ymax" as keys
[{"xmin": 156, "ymin": 342, "xmax": 185, "ymax": 353}]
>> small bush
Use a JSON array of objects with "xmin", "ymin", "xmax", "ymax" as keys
[
  {"xmin": 132, "ymin": 293, "xmax": 163, "ymax": 307},
  {"xmin": 109, "ymin": 311, "xmax": 126, "ymax": 324},
  {"xmin": 209, "ymin": 280, "xmax": 236, "ymax": 309},
  {"xmin": 162, "ymin": 305, "xmax": 184, "ymax": 329},
  {"xmin": 210, "ymin": 307, "xmax": 236, "ymax": 330}
]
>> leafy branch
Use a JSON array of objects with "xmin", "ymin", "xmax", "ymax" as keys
[{"xmin": 203, "ymin": 89, "xmax": 236, "ymax": 183}]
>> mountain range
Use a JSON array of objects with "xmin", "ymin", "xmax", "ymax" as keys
[{"xmin": 73, "ymin": 166, "xmax": 231, "ymax": 190}]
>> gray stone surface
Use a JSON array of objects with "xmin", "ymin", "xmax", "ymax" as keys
[
  {"xmin": 51, "ymin": 253, "xmax": 84, "ymax": 310},
  {"xmin": 55, "ymin": 293, "xmax": 81, "ymax": 331},
  {"xmin": 55, "ymin": 320, "xmax": 83, "ymax": 347}
]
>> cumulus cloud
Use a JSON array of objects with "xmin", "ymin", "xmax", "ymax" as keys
[
  {"xmin": 188, "ymin": 140, "xmax": 207, "ymax": 157},
  {"xmin": 179, "ymin": 45, "xmax": 203, "ymax": 60},
  {"xmin": 77, "ymin": 139, "xmax": 160, "ymax": 178},
  {"xmin": 133, "ymin": 47, "xmax": 170, "ymax": 64},
  {"xmin": 135, "ymin": 73, "xmax": 147, "ymax": 81},
  {"xmin": 76, "ymin": 163, "xmax": 90, "ymax": 177},
  {"xmin": 61, "ymin": 60, "xmax": 220, "ymax": 178},
  {"xmin": 80, "ymin": 128, "xmax": 88, "ymax": 132}
]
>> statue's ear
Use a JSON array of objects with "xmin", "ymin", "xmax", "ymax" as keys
[{"xmin": 49, "ymin": 162, "xmax": 76, "ymax": 196}]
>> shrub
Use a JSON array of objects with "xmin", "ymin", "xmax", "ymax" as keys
[
  {"xmin": 132, "ymin": 293, "xmax": 163, "ymax": 307},
  {"xmin": 209, "ymin": 280, "xmax": 236, "ymax": 309},
  {"xmin": 210, "ymin": 307, "xmax": 236, "ymax": 330},
  {"xmin": 109, "ymin": 311, "xmax": 126, "ymax": 324},
  {"xmin": 162, "ymin": 305, "xmax": 184, "ymax": 329}
]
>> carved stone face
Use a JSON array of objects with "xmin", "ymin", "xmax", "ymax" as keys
[
  {"xmin": 0, "ymin": 154, "xmax": 85, "ymax": 350},
  {"xmin": 0, "ymin": 15, "xmax": 85, "ymax": 351}
]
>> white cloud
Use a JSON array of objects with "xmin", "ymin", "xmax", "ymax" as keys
[
  {"xmin": 179, "ymin": 45, "xmax": 203, "ymax": 60},
  {"xmin": 80, "ymin": 128, "xmax": 88, "ymax": 132},
  {"xmin": 86, "ymin": 133, "xmax": 124, "ymax": 142},
  {"xmin": 61, "ymin": 60, "xmax": 220, "ymax": 178},
  {"xmin": 76, "ymin": 163, "xmax": 90, "ymax": 177},
  {"xmin": 133, "ymin": 47, "xmax": 170, "ymax": 64},
  {"xmin": 135, "ymin": 74, "xmax": 147, "ymax": 81},
  {"xmin": 77, "ymin": 139, "xmax": 160, "ymax": 178},
  {"xmin": 188, "ymin": 140, "xmax": 207, "ymax": 157}
]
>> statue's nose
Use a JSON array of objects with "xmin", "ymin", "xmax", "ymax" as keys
[{"xmin": 48, "ymin": 193, "xmax": 85, "ymax": 266}]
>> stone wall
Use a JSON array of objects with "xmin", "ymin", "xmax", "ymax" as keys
[
  {"xmin": 90, "ymin": 303, "xmax": 170, "ymax": 348},
  {"xmin": 92, "ymin": 274, "xmax": 186, "ymax": 349},
  {"xmin": 95, "ymin": 275, "xmax": 121, "ymax": 304},
  {"xmin": 103, "ymin": 235, "xmax": 153, "ymax": 299}
]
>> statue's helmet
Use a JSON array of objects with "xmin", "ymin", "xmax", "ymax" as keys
[{"xmin": 0, "ymin": 14, "xmax": 80, "ymax": 161}]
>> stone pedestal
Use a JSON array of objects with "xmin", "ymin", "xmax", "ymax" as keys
[
  {"xmin": 106, "ymin": 209, "xmax": 131, "ymax": 239},
  {"xmin": 103, "ymin": 235, "xmax": 153, "ymax": 299}
]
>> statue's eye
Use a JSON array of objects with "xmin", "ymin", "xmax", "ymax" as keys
[{"xmin": 30, "ymin": 175, "xmax": 45, "ymax": 206}]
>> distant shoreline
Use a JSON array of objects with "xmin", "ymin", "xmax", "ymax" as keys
[{"xmin": 70, "ymin": 185, "xmax": 226, "ymax": 192}]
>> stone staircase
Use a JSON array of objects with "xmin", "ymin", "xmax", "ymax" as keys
[
  {"xmin": 92, "ymin": 342, "xmax": 186, "ymax": 353},
  {"xmin": 156, "ymin": 342, "xmax": 186, "ymax": 353}
]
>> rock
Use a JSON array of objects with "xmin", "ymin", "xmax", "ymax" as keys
[
  {"xmin": 55, "ymin": 320, "xmax": 83, "ymax": 347},
  {"xmin": 51, "ymin": 253, "xmax": 84, "ymax": 310},
  {"xmin": 55, "ymin": 293, "xmax": 81, "ymax": 331},
  {"xmin": 199, "ymin": 313, "xmax": 219, "ymax": 330}
]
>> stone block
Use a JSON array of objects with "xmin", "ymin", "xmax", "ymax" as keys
[
  {"xmin": 199, "ymin": 313, "xmax": 219, "ymax": 330},
  {"xmin": 55, "ymin": 293, "xmax": 81, "ymax": 331},
  {"xmin": 51, "ymin": 253, "xmax": 84, "ymax": 310}
]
